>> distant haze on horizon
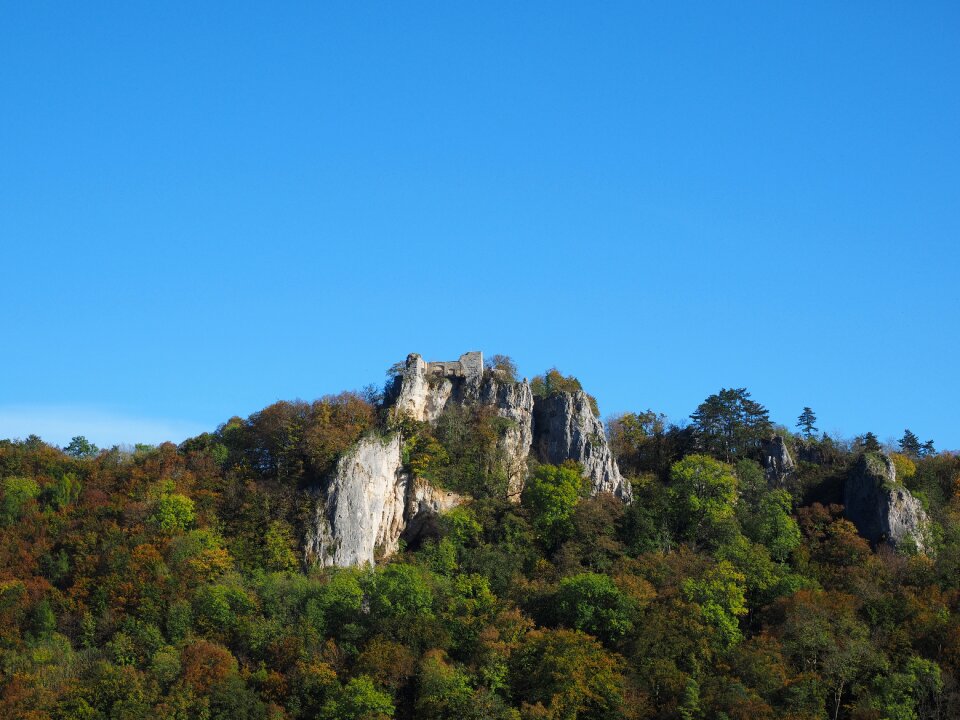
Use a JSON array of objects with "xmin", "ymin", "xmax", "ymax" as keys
[{"xmin": 2, "ymin": 3, "xmax": 958, "ymax": 450}]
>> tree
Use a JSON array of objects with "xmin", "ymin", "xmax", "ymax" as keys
[
  {"xmin": 796, "ymin": 408, "xmax": 818, "ymax": 440},
  {"xmin": 531, "ymin": 368, "xmax": 600, "ymax": 417},
  {"xmin": 690, "ymin": 388, "xmax": 771, "ymax": 461},
  {"xmin": 607, "ymin": 410, "xmax": 669, "ymax": 476},
  {"xmin": 322, "ymin": 675, "xmax": 394, "ymax": 720},
  {"xmin": 667, "ymin": 455, "xmax": 738, "ymax": 549},
  {"xmin": 859, "ymin": 432, "xmax": 881, "ymax": 453},
  {"xmin": 899, "ymin": 429, "xmax": 922, "ymax": 458},
  {"xmin": 64, "ymin": 435, "xmax": 99, "ymax": 458},
  {"xmin": 0, "ymin": 475, "xmax": 40, "ymax": 526},
  {"xmin": 484, "ymin": 354, "xmax": 518, "ymax": 382},
  {"xmin": 920, "ymin": 439, "xmax": 936, "ymax": 458},
  {"xmin": 736, "ymin": 460, "xmax": 801, "ymax": 562},
  {"xmin": 149, "ymin": 492, "xmax": 195, "ymax": 533},
  {"xmin": 681, "ymin": 560, "xmax": 748, "ymax": 651},
  {"xmin": 772, "ymin": 590, "xmax": 879, "ymax": 720},
  {"xmin": 414, "ymin": 650, "xmax": 475, "ymax": 720},
  {"xmin": 521, "ymin": 463, "xmax": 587, "ymax": 549},
  {"xmin": 510, "ymin": 628, "xmax": 635, "ymax": 719},
  {"xmin": 552, "ymin": 573, "xmax": 635, "ymax": 644}
]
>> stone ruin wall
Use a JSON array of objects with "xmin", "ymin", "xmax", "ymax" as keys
[{"xmin": 425, "ymin": 351, "xmax": 483, "ymax": 379}]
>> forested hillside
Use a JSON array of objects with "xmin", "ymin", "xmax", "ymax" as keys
[{"xmin": 2, "ymin": 357, "xmax": 959, "ymax": 720}]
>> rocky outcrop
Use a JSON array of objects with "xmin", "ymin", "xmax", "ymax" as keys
[
  {"xmin": 392, "ymin": 352, "xmax": 535, "ymax": 498},
  {"xmin": 393, "ymin": 354, "xmax": 456, "ymax": 423},
  {"xmin": 843, "ymin": 453, "xmax": 929, "ymax": 552},
  {"xmin": 402, "ymin": 478, "xmax": 464, "ymax": 544},
  {"xmin": 305, "ymin": 434, "xmax": 465, "ymax": 567},
  {"xmin": 761, "ymin": 435, "xmax": 796, "ymax": 487},
  {"xmin": 533, "ymin": 390, "xmax": 632, "ymax": 501},
  {"xmin": 308, "ymin": 351, "xmax": 631, "ymax": 567},
  {"xmin": 480, "ymin": 376, "xmax": 534, "ymax": 498},
  {"xmin": 306, "ymin": 434, "xmax": 408, "ymax": 567}
]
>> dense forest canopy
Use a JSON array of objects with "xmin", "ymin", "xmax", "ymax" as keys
[{"xmin": 1, "ymin": 363, "xmax": 959, "ymax": 720}]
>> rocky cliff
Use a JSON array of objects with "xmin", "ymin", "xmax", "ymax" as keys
[
  {"xmin": 307, "ymin": 351, "xmax": 630, "ymax": 567},
  {"xmin": 533, "ymin": 390, "xmax": 633, "ymax": 501},
  {"xmin": 390, "ymin": 352, "xmax": 535, "ymax": 496},
  {"xmin": 843, "ymin": 452, "xmax": 929, "ymax": 552},
  {"xmin": 761, "ymin": 435, "xmax": 796, "ymax": 487},
  {"xmin": 480, "ymin": 376, "xmax": 535, "ymax": 498},
  {"xmin": 305, "ymin": 433, "xmax": 464, "ymax": 567}
]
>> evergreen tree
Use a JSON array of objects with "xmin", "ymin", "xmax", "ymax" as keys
[
  {"xmin": 690, "ymin": 388, "xmax": 771, "ymax": 462},
  {"xmin": 899, "ymin": 429, "xmax": 922, "ymax": 458},
  {"xmin": 860, "ymin": 432, "xmax": 881, "ymax": 453},
  {"xmin": 796, "ymin": 407, "xmax": 818, "ymax": 439},
  {"xmin": 921, "ymin": 439, "xmax": 936, "ymax": 457}
]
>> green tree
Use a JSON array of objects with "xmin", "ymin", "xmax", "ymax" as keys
[
  {"xmin": 322, "ymin": 675, "xmax": 394, "ymax": 720},
  {"xmin": 667, "ymin": 455, "xmax": 738, "ymax": 549},
  {"xmin": 607, "ymin": 410, "xmax": 669, "ymax": 476},
  {"xmin": 796, "ymin": 407, "xmax": 818, "ymax": 439},
  {"xmin": 531, "ymin": 368, "xmax": 600, "ymax": 416},
  {"xmin": 859, "ymin": 432, "xmax": 881, "ymax": 453},
  {"xmin": 1, "ymin": 475, "xmax": 40, "ymax": 525},
  {"xmin": 365, "ymin": 564, "xmax": 438, "ymax": 647},
  {"xmin": 898, "ymin": 429, "xmax": 922, "ymax": 458},
  {"xmin": 64, "ymin": 435, "xmax": 99, "ymax": 458},
  {"xmin": 736, "ymin": 459, "xmax": 801, "ymax": 561},
  {"xmin": 263, "ymin": 519, "xmax": 299, "ymax": 571},
  {"xmin": 774, "ymin": 589, "xmax": 879, "ymax": 720},
  {"xmin": 149, "ymin": 492, "xmax": 196, "ymax": 533},
  {"xmin": 414, "ymin": 650, "xmax": 475, "ymax": 720},
  {"xmin": 553, "ymin": 573, "xmax": 635, "ymax": 644},
  {"xmin": 44, "ymin": 472, "xmax": 81, "ymax": 510},
  {"xmin": 681, "ymin": 560, "xmax": 748, "ymax": 651},
  {"xmin": 690, "ymin": 388, "xmax": 771, "ymax": 461},
  {"xmin": 866, "ymin": 656, "xmax": 943, "ymax": 720},
  {"xmin": 522, "ymin": 463, "xmax": 587, "ymax": 549}
]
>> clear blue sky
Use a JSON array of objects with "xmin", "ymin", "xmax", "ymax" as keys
[{"xmin": 2, "ymin": 2, "xmax": 958, "ymax": 450}]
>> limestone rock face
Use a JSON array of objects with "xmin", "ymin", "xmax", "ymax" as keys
[
  {"xmin": 761, "ymin": 435, "xmax": 796, "ymax": 487},
  {"xmin": 393, "ymin": 354, "xmax": 454, "ymax": 423},
  {"xmin": 480, "ymin": 376, "xmax": 535, "ymax": 498},
  {"xmin": 532, "ymin": 390, "xmax": 632, "ymax": 501},
  {"xmin": 306, "ymin": 434, "xmax": 408, "ymax": 567},
  {"xmin": 305, "ymin": 434, "xmax": 466, "ymax": 568},
  {"xmin": 843, "ymin": 453, "xmax": 929, "ymax": 552}
]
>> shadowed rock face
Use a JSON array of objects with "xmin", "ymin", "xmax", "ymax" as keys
[
  {"xmin": 843, "ymin": 453, "xmax": 929, "ymax": 552},
  {"xmin": 532, "ymin": 390, "xmax": 633, "ymax": 501},
  {"xmin": 761, "ymin": 435, "xmax": 796, "ymax": 487}
]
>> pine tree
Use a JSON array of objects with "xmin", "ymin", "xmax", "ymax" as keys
[
  {"xmin": 860, "ymin": 432, "xmax": 881, "ymax": 453},
  {"xmin": 921, "ymin": 439, "xmax": 936, "ymax": 458},
  {"xmin": 898, "ymin": 429, "xmax": 922, "ymax": 458},
  {"xmin": 796, "ymin": 407, "xmax": 818, "ymax": 439},
  {"xmin": 690, "ymin": 388, "xmax": 771, "ymax": 462}
]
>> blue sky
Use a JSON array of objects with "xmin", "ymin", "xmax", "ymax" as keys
[{"xmin": 1, "ymin": 2, "xmax": 958, "ymax": 450}]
